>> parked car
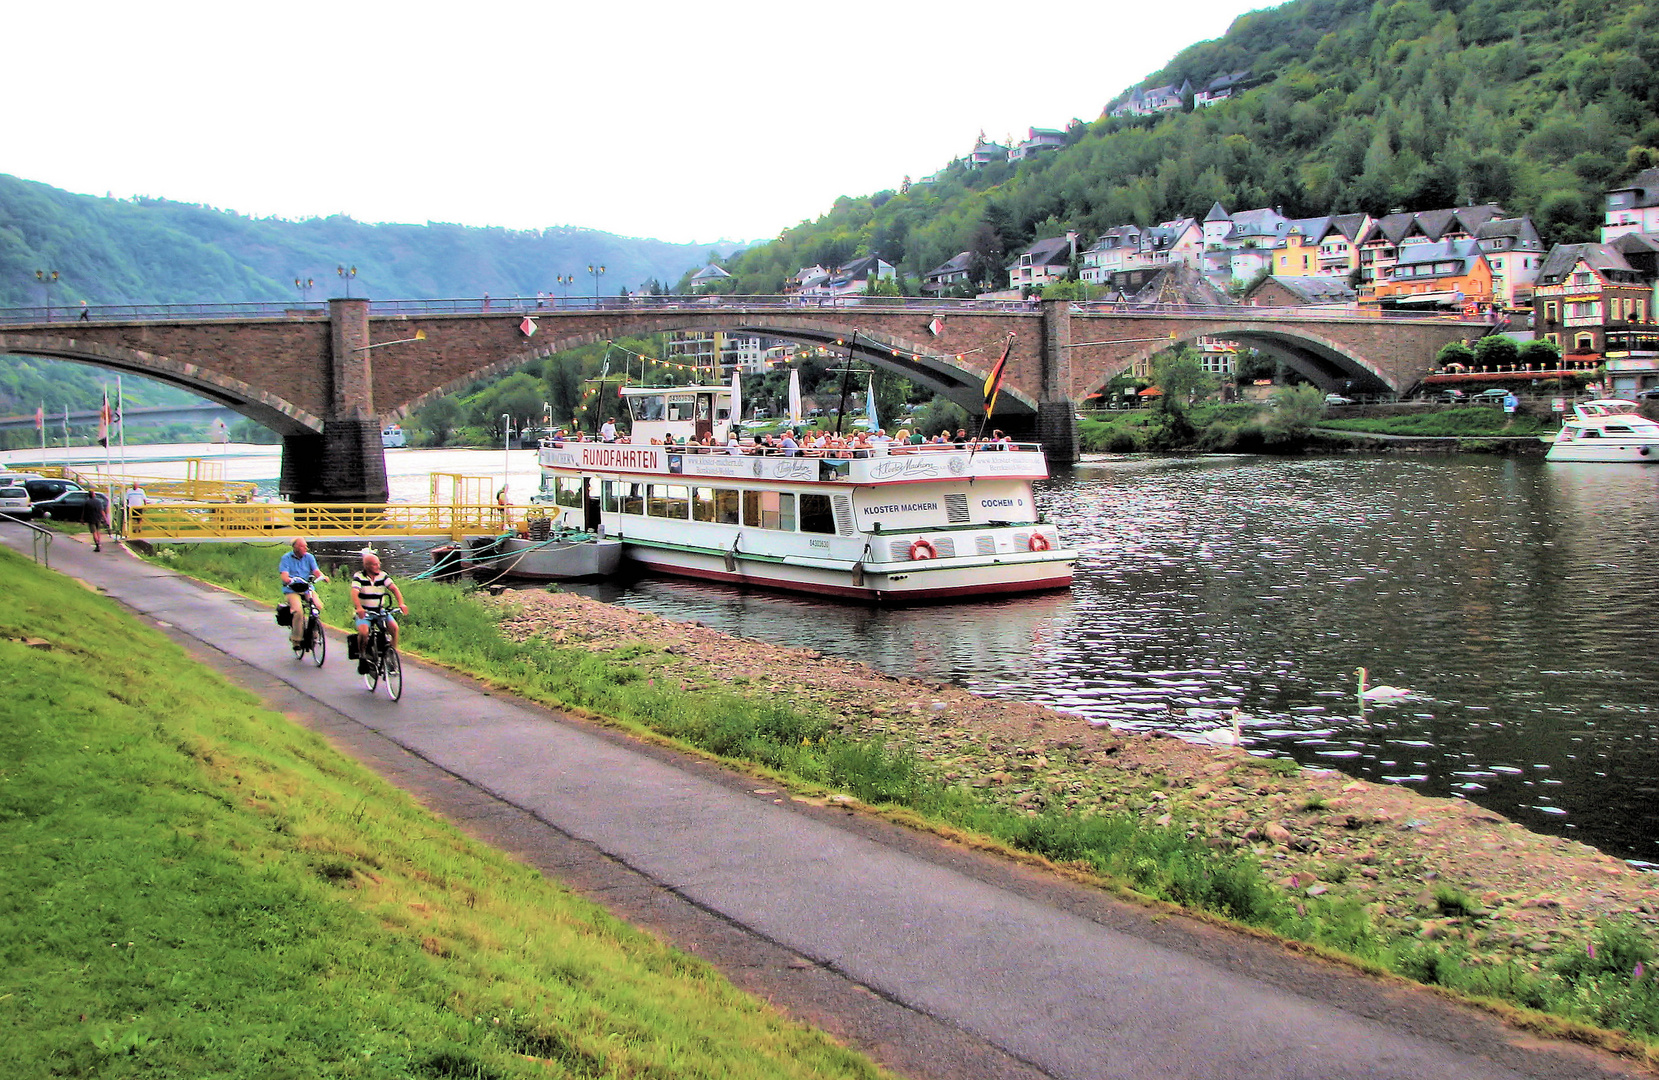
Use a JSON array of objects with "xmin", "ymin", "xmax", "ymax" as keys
[
  {"xmin": 21, "ymin": 477, "xmax": 84, "ymax": 511},
  {"xmin": 0, "ymin": 483, "xmax": 31, "ymax": 517},
  {"xmin": 1323, "ymin": 393, "xmax": 1354, "ymax": 406},
  {"xmin": 32, "ymin": 489, "xmax": 109, "ymax": 523},
  {"xmin": 1439, "ymin": 389, "xmax": 1467, "ymax": 402},
  {"xmin": 1474, "ymin": 388, "xmax": 1510, "ymax": 401},
  {"xmin": 1635, "ymin": 388, "xmax": 1659, "ymax": 401}
]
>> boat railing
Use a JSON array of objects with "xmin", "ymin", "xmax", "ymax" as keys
[{"xmin": 540, "ymin": 438, "xmax": 1046, "ymax": 458}]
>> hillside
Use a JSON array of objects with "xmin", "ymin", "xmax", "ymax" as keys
[
  {"xmin": 0, "ymin": 174, "xmax": 728, "ymax": 308},
  {"xmin": 719, "ymin": 0, "xmax": 1659, "ymax": 291}
]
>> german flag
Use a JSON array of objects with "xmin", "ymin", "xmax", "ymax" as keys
[
  {"xmin": 982, "ymin": 335, "xmax": 1014, "ymax": 416},
  {"xmin": 97, "ymin": 389, "xmax": 112, "ymax": 448}
]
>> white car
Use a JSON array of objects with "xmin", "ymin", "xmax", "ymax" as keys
[
  {"xmin": 1324, "ymin": 393, "xmax": 1354, "ymax": 406},
  {"xmin": 0, "ymin": 482, "xmax": 32, "ymax": 518}
]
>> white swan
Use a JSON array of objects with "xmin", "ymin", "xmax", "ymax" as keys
[
  {"xmin": 1357, "ymin": 666, "xmax": 1413, "ymax": 700},
  {"xmin": 1195, "ymin": 708, "xmax": 1247, "ymax": 746}
]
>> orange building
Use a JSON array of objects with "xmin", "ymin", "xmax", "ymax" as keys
[{"xmin": 1362, "ymin": 238, "xmax": 1493, "ymax": 311}]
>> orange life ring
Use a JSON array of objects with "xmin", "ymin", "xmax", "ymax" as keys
[
  {"xmin": 909, "ymin": 539, "xmax": 936, "ymax": 561},
  {"xmin": 1029, "ymin": 533, "xmax": 1051, "ymax": 552}
]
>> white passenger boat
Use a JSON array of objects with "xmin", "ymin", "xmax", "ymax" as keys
[
  {"xmin": 381, "ymin": 424, "xmax": 407, "ymax": 448},
  {"xmin": 1545, "ymin": 400, "xmax": 1659, "ymax": 463},
  {"xmin": 535, "ymin": 384, "xmax": 1076, "ymax": 602}
]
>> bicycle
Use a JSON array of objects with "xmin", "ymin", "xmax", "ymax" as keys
[
  {"xmin": 356, "ymin": 607, "xmax": 403, "ymax": 700},
  {"xmin": 285, "ymin": 578, "xmax": 326, "ymax": 668}
]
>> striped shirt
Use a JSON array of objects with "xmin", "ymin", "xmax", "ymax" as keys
[{"xmin": 352, "ymin": 571, "xmax": 393, "ymax": 611}]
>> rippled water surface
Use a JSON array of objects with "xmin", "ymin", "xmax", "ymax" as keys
[{"xmin": 577, "ymin": 455, "xmax": 1659, "ymax": 862}]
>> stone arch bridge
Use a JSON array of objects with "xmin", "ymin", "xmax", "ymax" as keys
[{"xmin": 0, "ymin": 296, "xmax": 1483, "ymax": 501}]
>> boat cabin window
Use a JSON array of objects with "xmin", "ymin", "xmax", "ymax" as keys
[
  {"xmin": 554, "ymin": 476, "xmax": 585, "ymax": 508},
  {"xmin": 799, "ymin": 493, "xmax": 837, "ymax": 535},
  {"xmin": 602, "ymin": 480, "xmax": 645, "ymax": 515},
  {"xmin": 692, "ymin": 487, "xmax": 741, "ymax": 524},
  {"xmin": 743, "ymin": 490, "xmax": 795, "ymax": 531},
  {"xmin": 1605, "ymin": 425, "xmax": 1634, "ymax": 434},
  {"xmin": 630, "ymin": 395, "xmax": 666, "ymax": 422},
  {"xmin": 665, "ymin": 394, "xmax": 697, "ymax": 422},
  {"xmin": 1583, "ymin": 430, "xmax": 1602, "ymax": 438},
  {"xmin": 648, "ymin": 484, "xmax": 690, "ymax": 519}
]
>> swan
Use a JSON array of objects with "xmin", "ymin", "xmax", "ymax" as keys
[
  {"xmin": 1195, "ymin": 708, "xmax": 1247, "ymax": 746},
  {"xmin": 1357, "ymin": 666, "xmax": 1413, "ymax": 701}
]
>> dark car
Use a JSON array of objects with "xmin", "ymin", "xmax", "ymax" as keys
[
  {"xmin": 32, "ymin": 489, "xmax": 109, "ymax": 524},
  {"xmin": 1439, "ymin": 389, "xmax": 1467, "ymax": 403},
  {"xmin": 22, "ymin": 477, "xmax": 84, "ymax": 512},
  {"xmin": 1635, "ymin": 388, "xmax": 1659, "ymax": 401}
]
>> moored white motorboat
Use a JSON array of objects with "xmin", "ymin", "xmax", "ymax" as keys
[
  {"xmin": 431, "ymin": 529, "xmax": 623, "ymax": 583},
  {"xmin": 535, "ymin": 384, "xmax": 1076, "ymax": 603},
  {"xmin": 381, "ymin": 424, "xmax": 407, "ymax": 448},
  {"xmin": 1545, "ymin": 399, "xmax": 1659, "ymax": 463}
]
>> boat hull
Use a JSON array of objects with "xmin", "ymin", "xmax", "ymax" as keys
[
  {"xmin": 621, "ymin": 540, "xmax": 1074, "ymax": 603},
  {"xmin": 1545, "ymin": 441, "xmax": 1659, "ymax": 463},
  {"xmin": 443, "ymin": 536, "xmax": 624, "ymax": 582}
]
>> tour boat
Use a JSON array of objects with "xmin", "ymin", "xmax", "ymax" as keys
[
  {"xmin": 1545, "ymin": 400, "xmax": 1659, "ymax": 463},
  {"xmin": 535, "ymin": 384, "xmax": 1076, "ymax": 602},
  {"xmin": 381, "ymin": 424, "xmax": 407, "ymax": 448}
]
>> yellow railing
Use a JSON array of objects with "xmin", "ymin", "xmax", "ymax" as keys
[
  {"xmin": 35, "ymin": 463, "xmax": 258, "ymax": 504},
  {"xmin": 128, "ymin": 502, "xmax": 516, "ymax": 542}
]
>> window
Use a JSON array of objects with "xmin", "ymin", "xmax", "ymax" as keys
[
  {"xmin": 648, "ymin": 484, "xmax": 689, "ymax": 519},
  {"xmin": 1575, "ymin": 333, "xmax": 1595, "ymax": 352},
  {"xmin": 629, "ymin": 395, "xmax": 666, "ymax": 422},
  {"xmin": 619, "ymin": 483, "xmax": 645, "ymax": 516},
  {"xmin": 1545, "ymin": 301, "xmax": 1558, "ymax": 322},
  {"xmin": 1546, "ymin": 333, "xmax": 1560, "ymax": 346},
  {"xmin": 555, "ymin": 476, "xmax": 584, "ymax": 509},
  {"xmin": 799, "ymin": 494, "xmax": 836, "ymax": 534},
  {"xmin": 742, "ymin": 490, "xmax": 795, "ymax": 531}
]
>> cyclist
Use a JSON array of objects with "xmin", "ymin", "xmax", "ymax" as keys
[
  {"xmin": 279, "ymin": 537, "xmax": 328, "ymax": 648},
  {"xmin": 351, "ymin": 549, "xmax": 406, "ymax": 659}
]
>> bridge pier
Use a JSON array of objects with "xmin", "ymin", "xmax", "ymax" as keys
[
  {"xmin": 1036, "ymin": 300, "xmax": 1079, "ymax": 464},
  {"xmin": 279, "ymin": 416, "xmax": 389, "ymax": 503}
]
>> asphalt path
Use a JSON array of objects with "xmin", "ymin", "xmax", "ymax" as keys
[{"xmin": 7, "ymin": 522, "xmax": 1648, "ymax": 1080}]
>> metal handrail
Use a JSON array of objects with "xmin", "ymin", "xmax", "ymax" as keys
[
  {"xmin": 0, "ymin": 294, "xmax": 1485, "ymax": 326},
  {"xmin": 0, "ymin": 512, "xmax": 55, "ymax": 567}
]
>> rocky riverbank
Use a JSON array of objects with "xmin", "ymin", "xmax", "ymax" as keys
[{"xmin": 490, "ymin": 588, "xmax": 1654, "ymax": 976}]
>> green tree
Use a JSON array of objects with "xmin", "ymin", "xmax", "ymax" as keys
[
  {"xmin": 1472, "ymin": 335, "xmax": 1520, "ymax": 370},
  {"xmin": 1266, "ymin": 384, "xmax": 1325, "ymax": 440},
  {"xmin": 1436, "ymin": 340, "xmax": 1476, "ymax": 368},
  {"xmin": 1150, "ymin": 350, "xmax": 1217, "ymax": 415},
  {"xmin": 472, "ymin": 372, "xmax": 545, "ymax": 437},
  {"xmin": 411, "ymin": 396, "xmax": 464, "ymax": 446},
  {"xmin": 1518, "ymin": 338, "xmax": 1562, "ymax": 368}
]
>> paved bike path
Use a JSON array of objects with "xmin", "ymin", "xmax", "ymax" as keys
[{"xmin": 10, "ymin": 527, "xmax": 1644, "ymax": 1080}]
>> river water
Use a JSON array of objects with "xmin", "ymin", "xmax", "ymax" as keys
[{"xmin": 16, "ymin": 444, "xmax": 1658, "ymax": 862}]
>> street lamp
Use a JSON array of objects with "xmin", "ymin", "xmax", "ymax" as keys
[
  {"xmin": 587, "ymin": 264, "xmax": 606, "ymax": 300},
  {"xmin": 554, "ymin": 273, "xmax": 575, "ymax": 303},
  {"xmin": 501, "ymin": 412, "xmax": 513, "ymax": 500},
  {"xmin": 337, "ymin": 264, "xmax": 357, "ymax": 298},
  {"xmin": 294, "ymin": 276, "xmax": 315, "ymax": 302},
  {"xmin": 34, "ymin": 269, "xmax": 59, "ymax": 321}
]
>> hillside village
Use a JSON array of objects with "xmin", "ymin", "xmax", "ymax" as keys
[{"xmin": 684, "ymin": 163, "xmax": 1659, "ymax": 399}]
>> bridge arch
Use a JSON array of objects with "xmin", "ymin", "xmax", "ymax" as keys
[
  {"xmin": 0, "ymin": 332, "xmax": 324, "ymax": 435},
  {"xmin": 388, "ymin": 314, "xmax": 1039, "ymax": 422},
  {"xmin": 1077, "ymin": 322, "xmax": 1402, "ymax": 401}
]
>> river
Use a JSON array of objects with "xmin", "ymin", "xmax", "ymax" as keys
[{"xmin": 15, "ymin": 443, "xmax": 1658, "ymax": 863}]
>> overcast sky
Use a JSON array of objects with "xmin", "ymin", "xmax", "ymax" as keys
[{"xmin": 8, "ymin": 0, "xmax": 1270, "ymax": 245}]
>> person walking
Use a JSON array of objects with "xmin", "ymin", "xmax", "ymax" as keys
[{"xmin": 123, "ymin": 481, "xmax": 147, "ymax": 532}]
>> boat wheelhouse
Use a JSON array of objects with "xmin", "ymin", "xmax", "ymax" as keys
[{"xmin": 536, "ymin": 384, "xmax": 1075, "ymax": 602}]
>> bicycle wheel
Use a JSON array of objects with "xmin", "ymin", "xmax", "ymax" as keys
[
  {"xmin": 361, "ymin": 635, "xmax": 379, "ymax": 691},
  {"xmin": 382, "ymin": 646, "xmax": 402, "ymax": 701},
  {"xmin": 308, "ymin": 614, "xmax": 326, "ymax": 667}
]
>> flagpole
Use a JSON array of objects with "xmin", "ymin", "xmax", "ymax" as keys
[
  {"xmin": 37, "ymin": 404, "xmax": 45, "ymax": 468},
  {"xmin": 118, "ymin": 375, "xmax": 126, "ymax": 478},
  {"xmin": 970, "ymin": 333, "xmax": 1016, "ymax": 462},
  {"xmin": 101, "ymin": 384, "xmax": 112, "ymax": 534},
  {"xmin": 62, "ymin": 405, "xmax": 70, "ymax": 472}
]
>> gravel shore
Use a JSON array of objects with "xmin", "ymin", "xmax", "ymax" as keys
[{"xmin": 491, "ymin": 587, "xmax": 1656, "ymax": 973}]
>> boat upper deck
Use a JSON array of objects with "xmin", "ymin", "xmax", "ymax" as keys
[{"xmin": 539, "ymin": 440, "xmax": 1051, "ymax": 485}]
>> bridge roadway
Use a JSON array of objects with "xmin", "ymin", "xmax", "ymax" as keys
[{"xmin": 11, "ymin": 524, "xmax": 1641, "ymax": 1080}]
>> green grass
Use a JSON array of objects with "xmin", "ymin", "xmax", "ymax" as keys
[
  {"xmin": 140, "ymin": 543, "xmax": 1659, "ymax": 1050},
  {"xmin": 0, "ymin": 545, "xmax": 889, "ymax": 1080},
  {"xmin": 1317, "ymin": 407, "xmax": 1555, "ymax": 437}
]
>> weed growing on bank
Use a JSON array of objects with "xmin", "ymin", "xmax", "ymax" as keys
[
  {"xmin": 149, "ymin": 542, "xmax": 1659, "ymax": 1048},
  {"xmin": 0, "ymin": 544, "xmax": 888, "ymax": 1079}
]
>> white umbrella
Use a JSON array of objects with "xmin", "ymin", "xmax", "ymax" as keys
[
  {"xmin": 788, "ymin": 369, "xmax": 802, "ymax": 426},
  {"xmin": 729, "ymin": 370, "xmax": 742, "ymax": 434}
]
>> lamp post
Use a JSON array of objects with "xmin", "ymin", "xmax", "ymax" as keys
[
  {"xmin": 587, "ymin": 264, "xmax": 606, "ymax": 301},
  {"xmin": 34, "ymin": 269, "xmax": 59, "ymax": 321},
  {"xmin": 554, "ymin": 273, "xmax": 575, "ymax": 303},
  {"xmin": 337, "ymin": 265, "xmax": 357, "ymax": 298},
  {"xmin": 294, "ymin": 276, "xmax": 315, "ymax": 302},
  {"xmin": 501, "ymin": 412, "xmax": 512, "ymax": 500}
]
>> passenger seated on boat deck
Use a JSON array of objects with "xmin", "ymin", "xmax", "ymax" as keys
[
  {"xmin": 780, "ymin": 431, "xmax": 800, "ymax": 456},
  {"xmin": 725, "ymin": 433, "xmax": 742, "ymax": 455}
]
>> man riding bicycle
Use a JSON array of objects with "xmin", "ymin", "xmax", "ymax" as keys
[
  {"xmin": 351, "ymin": 550, "xmax": 407, "ymax": 659},
  {"xmin": 279, "ymin": 538, "xmax": 329, "ymax": 648}
]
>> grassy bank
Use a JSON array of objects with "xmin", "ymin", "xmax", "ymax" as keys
[
  {"xmin": 1078, "ymin": 402, "xmax": 1555, "ymax": 453},
  {"xmin": 148, "ymin": 542, "xmax": 1659, "ymax": 1056},
  {"xmin": 0, "ymin": 544, "xmax": 887, "ymax": 1080}
]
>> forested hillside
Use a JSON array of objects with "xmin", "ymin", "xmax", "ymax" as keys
[
  {"xmin": 717, "ymin": 0, "xmax": 1659, "ymax": 291},
  {"xmin": 0, "ymin": 175, "xmax": 727, "ymax": 308}
]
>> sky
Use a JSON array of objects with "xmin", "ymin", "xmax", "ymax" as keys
[{"xmin": 7, "ymin": 0, "xmax": 1272, "ymax": 245}]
